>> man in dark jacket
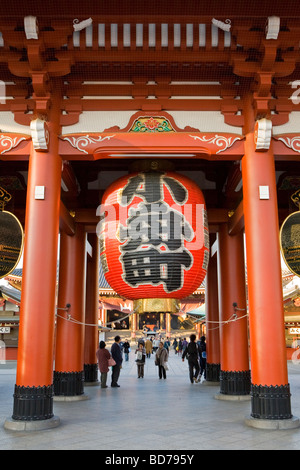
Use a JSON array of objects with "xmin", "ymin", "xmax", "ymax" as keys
[
  {"xmin": 111, "ymin": 335, "xmax": 123, "ymax": 387},
  {"xmin": 182, "ymin": 334, "xmax": 200, "ymax": 384}
]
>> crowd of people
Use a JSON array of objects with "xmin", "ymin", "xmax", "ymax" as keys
[{"xmin": 96, "ymin": 333, "xmax": 207, "ymax": 388}]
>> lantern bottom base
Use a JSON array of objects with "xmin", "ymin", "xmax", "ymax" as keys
[{"xmin": 133, "ymin": 298, "xmax": 179, "ymax": 313}]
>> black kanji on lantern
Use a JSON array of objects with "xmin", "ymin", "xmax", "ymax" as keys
[
  {"xmin": 119, "ymin": 173, "xmax": 194, "ymax": 293},
  {"xmin": 120, "ymin": 172, "xmax": 188, "ymax": 205},
  {"xmin": 119, "ymin": 202, "xmax": 193, "ymax": 252},
  {"xmin": 122, "ymin": 247, "xmax": 192, "ymax": 292}
]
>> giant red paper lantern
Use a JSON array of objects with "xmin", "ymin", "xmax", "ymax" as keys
[{"xmin": 99, "ymin": 171, "xmax": 209, "ymax": 311}]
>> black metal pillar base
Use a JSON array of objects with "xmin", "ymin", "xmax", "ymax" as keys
[
  {"xmin": 206, "ymin": 363, "xmax": 220, "ymax": 382},
  {"xmin": 53, "ymin": 371, "xmax": 84, "ymax": 396},
  {"xmin": 251, "ymin": 384, "xmax": 293, "ymax": 420},
  {"xmin": 12, "ymin": 384, "xmax": 54, "ymax": 421},
  {"xmin": 84, "ymin": 363, "xmax": 98, "ymax": 383},
  {"xmin": 220, "ymin": 370, "xmax": 251, "ymax": 395}
]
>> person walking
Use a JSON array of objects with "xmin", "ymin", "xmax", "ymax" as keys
[
  {"xmin": 198, "ymin": 336, "xmax": 207, "ymax": 381},
  {"xmin": 163, "ymin": 338, "xmax": 170, "ymax": 352},
  {"xmin": 178, "ymin": 339, "xmax": 183, "ymax": 356},
  {"xmin": 153, "ymin": 336, "xmax": 160, "ymax": 352},
  {"xmin": 135, "ymin": 342, "xmax": 146, "ymax": 378},
  {"xmin": 145, "ymin": 337, "xmax": 153, "ymax": 358},
  {"xmin": 96, "ymin": 340, "xmax": 111, "ymax": 389},
  {"xmin": 182, "ymin": 334, "xmax": 200, "ymax": 384},
  {"xmin": 123, "ymin": 339, "xmax": 130, "ymax": 361},
  {"xmin": 155, "ymin": 341, "xmax": 169, "ymax": 379},
  {"xmin": 182, "ymin": 337, "xmax": 188, "ymax": 354},
  {"xmin": 111, "ymin": 335, "xmax": 123, "ymax": 387}
]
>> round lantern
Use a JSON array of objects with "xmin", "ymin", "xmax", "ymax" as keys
[
  {"xmin": 0, "ymin": 210, "xmax": 24, "ymax": 278},
  {"xmin": 99, "ymin": 170, "xmax": 209, "ymax": 312},
  {"xmin": 280, "ymin": 211, "xmax": 300, "ymax": 276}
]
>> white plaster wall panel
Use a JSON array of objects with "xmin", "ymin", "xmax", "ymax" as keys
[
  {"xmin": 0, "ymin": 110, "xmax": 245, "ymax": 136},
  {"xmin": 62, "ymin": 111, "xmax": 138, "ymax": 134},
  {"xmin": 168, "ymin": 111, "xmax": 243, "ymax": 134},
  {"xmin": 273, "ymin": 112, "xmax": 300, "ymax": 135},
  {"xmin": 0, "ymin": 112, "xmax": 31, "ymax": 134},
  {"xmin": 62, "ymin": 110, "xmax": 243, "ymax": 134}
]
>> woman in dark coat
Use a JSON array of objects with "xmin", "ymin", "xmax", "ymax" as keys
[
  {"xmin": 96, "ymin": 341, "xmax": 111, "ymax": 388},
  {"xmin": 155, "ymin": 342, "xmax": 169, "ymax": 379},
  {"xmin": 182, "ymin": 334, "xmax": 200, "ymax": 384}
]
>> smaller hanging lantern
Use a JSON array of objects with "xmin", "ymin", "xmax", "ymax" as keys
[
  {"xmin": 0, "ymin": 187, "xmax": 24, "ymax": 278},
  {"xmin": 280, "ymin": 210, "xmax": 300, "ymax": 277}
]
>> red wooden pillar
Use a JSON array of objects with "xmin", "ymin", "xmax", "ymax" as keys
[
  {"xmin": 5, "ymin": 101, "xmax": 62, "ymax": 429},
  {"xmin": 217, "ymin": 224, "xmax": 250, "ymax": 396},
  {"xmin": 205, "ymin": 252, "xmax": 220, "ymax": 382},
  {"xmin": 54, "ymin": 224, "xmax": 87, "ymax": 398},
  {"xmin": 242, "ymin": 96, "xmax": 297, "ymax": 425},
  {"xmin": 84, "ymin": 234, "xmax": 100, "ymax": 384}
]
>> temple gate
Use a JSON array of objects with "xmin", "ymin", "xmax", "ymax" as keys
[{"xmin": 0, "ymin": 1, "xmax": 299, "ymax": 431}]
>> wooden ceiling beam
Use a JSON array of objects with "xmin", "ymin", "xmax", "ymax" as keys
[
  {"xmin": 60, "ymin": 49, "xmax": 233, "ymax": 63},
  {"xmin": 62, "ymin": 97, "xmax": 236, "ymax": 113},
  {"xmin": 1, "ymin": 1, "xmax": 298, "ymax": 17},
  {"xmin": 59, "ymin": 200, "xmax": 75, "ymax": 236},
  {"xmin": 228, "ymin": 200, "xmax": 244, "ymax": 235},
  {"xmin": 64, "ymin": 83, "xmax": 239, "ymax": 97}
]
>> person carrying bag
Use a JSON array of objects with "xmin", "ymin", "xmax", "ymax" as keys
[
  {"xmin": 155, "ymin": 342, "xmax": 169, "ymax": 379},
  {"xmin": 135, "ymin": 343, "xmax": 146, "ymax": 378}
]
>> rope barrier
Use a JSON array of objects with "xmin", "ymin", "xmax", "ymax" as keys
[
  {"xmin": 55, "ymin": 309, "xmax": 136, "ymax": 328},
  {"xmin": 55, "ymin": 304, "xmax": 248, "ymax": 332}
]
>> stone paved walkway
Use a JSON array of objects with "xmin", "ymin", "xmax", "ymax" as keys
[{"xmin": 1, "ymin": 350, "xmax": 300, "ymax": 451}]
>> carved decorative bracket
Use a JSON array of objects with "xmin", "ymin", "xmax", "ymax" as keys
[
  {"xmin": 0, "ymin": 134, "xmax": 30, "ymax": 155},
  {"xmin": 189, "ymin": 134, "xmax": 243, "ymax": 154},
  {"xmin": 254, "ymin": 118, "xmax": 272, "ymax": 151},
  {"xmin": 62, "ymin": 134, "xmax": 115, "ymax": 154},
  {"xmin": 273, "ymin": 134, "xmax": 300, "ymax": 154},
  {"xmin": 211, "ymin": 18, "xmax": 231, "ymax": 32},
  {"xmin": 30, "ymin": 119, "xmax": 50, "ymax": 151},
  {"xmin": 59, "ymin": 131, "xmax": 244, "ymax": 159}
]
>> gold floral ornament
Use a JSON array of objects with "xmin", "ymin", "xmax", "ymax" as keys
[
  {"xmin": 291, "ymin": 189, "xmax": 300, "ymax": 209},
  {"xmin": 130, "ymin": 116, "xmax": 175, "ymax": 133},
  {"xmin": 0, "ymin": 186, "xmax": 12, "ymax": 211}
]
